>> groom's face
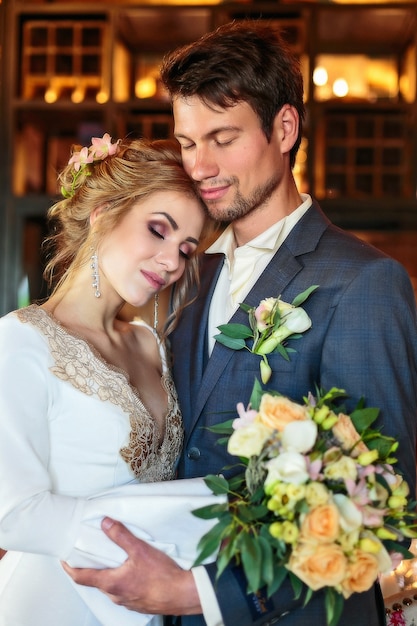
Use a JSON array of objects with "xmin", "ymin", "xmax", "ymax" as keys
[{"xmin": 173, "ymin": 95, "xmax": 284, "ymax": 227}]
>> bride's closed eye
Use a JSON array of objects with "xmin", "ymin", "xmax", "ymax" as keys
[
  {"xmin": 149, "ymin": 224, "xmax": 164, "ymax": 239},
  {"xmin": 148, "ymin": 222, "xmax": 193, "ymax": 261}
]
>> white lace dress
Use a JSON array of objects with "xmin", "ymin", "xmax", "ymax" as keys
[{"xmin": 0, "ymin": 306, "xmax": 192, "ymax": 626}]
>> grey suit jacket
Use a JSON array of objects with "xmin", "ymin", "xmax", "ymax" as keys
[{"xmin": 170, "ymin": 202, "xmax": 417, "ymax": 625}]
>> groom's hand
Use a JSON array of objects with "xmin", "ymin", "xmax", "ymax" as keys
[{"xmin": 62, "ymin": 517, "xmax": 202, "ymax": 615}]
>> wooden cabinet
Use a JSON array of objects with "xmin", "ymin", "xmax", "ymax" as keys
[
  {"xmin": 21, "ymin": 20, "xmax": 108, "ymax": 101},
  {"xmin": 315, "ymin": 106, "xmax": 414, "ymax": 200}
]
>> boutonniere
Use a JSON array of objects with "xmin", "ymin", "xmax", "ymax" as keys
[{"xmin": 214, "ymin": 285, "xmax": 319, "ymax": 383}]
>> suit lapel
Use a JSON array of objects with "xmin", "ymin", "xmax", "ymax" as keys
[
  {"xmin": 191, "ymin": 202, "xmax": 329, "ymax": 425},
  {"xmin": 187, "ymin": 254, "xmax": 224, "ymax": 408}
]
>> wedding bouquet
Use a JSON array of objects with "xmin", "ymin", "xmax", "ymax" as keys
[{"xmin": 193, "ymin": 381, "xmax": 417, "ymax": 626}]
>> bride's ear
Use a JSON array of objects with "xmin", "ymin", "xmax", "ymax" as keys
[{"xmin": 90, "ymin": 205, "xmax": 106, "ymax": 227}]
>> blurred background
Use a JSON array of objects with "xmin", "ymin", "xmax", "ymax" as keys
[{"xmin": 0, "ymin": 0, "xmax": 417, "ymax": 316}]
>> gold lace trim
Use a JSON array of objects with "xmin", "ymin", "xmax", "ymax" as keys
[{"xmin": 16, "ymin": 305, "xmax": 183, "ymax": 482}]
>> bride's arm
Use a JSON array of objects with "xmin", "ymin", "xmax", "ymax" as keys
[{"xmin": 0, "ymin": 316, "xmax": 87, "ymax": 558}]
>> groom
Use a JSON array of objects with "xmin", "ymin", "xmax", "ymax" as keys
[{"xmin": 65, "ymin": 20, "xmax": 417, "ymax": 625}]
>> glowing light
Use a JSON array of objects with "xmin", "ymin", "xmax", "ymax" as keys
[
  {"xmin": 333, "ymin": 78, "xmax": 349, "ymax": 98},
  {"xmin": 135, "ymin": 77, "xmax": 157, "ymax": 99},
  {"xmin": 44, "ymin": 87, "xmax": 58, "ymax": 103},
  {"xmin": 71, "ymin": 86, "xmax": 85, "ymax": 104},
  {"xmin": 313, "ymin": 67, "xmax": 328, "ymax": 87},
  {"xmin": 96, "ymin": 90, "xmax": 109, "ymax": 104}
]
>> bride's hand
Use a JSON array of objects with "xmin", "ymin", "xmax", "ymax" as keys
[{"xmin": 62, "ymin": 517, "xmax": 202, "ymax": 615}]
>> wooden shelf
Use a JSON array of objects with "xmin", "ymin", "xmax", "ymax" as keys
[{"xmin": 21, "ymin": 19, "xmax": 108, "ymax": 101}]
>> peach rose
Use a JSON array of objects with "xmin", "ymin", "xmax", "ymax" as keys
[
  {"xmin": 288, "ymin": 541, "xmax": 347, "ymax": 590},
  {"xmin": 341, "ymin": 549, "xmax": 379, "ymax": 598},
  {"xmin": 301, "ymin": 503, "xmax": 340, "ymax": 543},
  {"xmin": 257, "ymin": 394, "xmax": 310, "ymax": 432},
  {"xmin": 332, "ymin": 414, "xmax": 369, "ymax": 458}
]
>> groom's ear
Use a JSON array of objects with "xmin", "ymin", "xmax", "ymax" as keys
[{"xmin": 274, "ymin": 104, "xmax": 299, "ymax": 155}]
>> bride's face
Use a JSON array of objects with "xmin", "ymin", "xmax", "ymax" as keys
[{"xmin": 96, "ymin": 190, "xmax": 205, "ymax": 307}]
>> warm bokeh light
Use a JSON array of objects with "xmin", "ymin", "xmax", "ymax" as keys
[
  {"xmin": 314, "ymin": 55, "xmax": 400, "ymax": 102},
  {"xmin": 71, "ymin": 86, "xmax": 85, "ymax": 104},
  {"xmin": 313, "ymin": 67, "xmax": 328, "ymax": 87},
  {"xmin": 333, "ymin": 78, "xmax": 349, "ymax": 98},
  {"xmin": 96, "ymin": 90, "xmax": 109, "ymax": 104},
  {"xmin": 44, "ymin": 88, "xmax": 58, "ymax": 104},
  {"xmin": 135, "ymin": 77, "xmax": 157, "ymax": 99}
]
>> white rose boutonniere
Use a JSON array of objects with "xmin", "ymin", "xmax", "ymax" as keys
[{"xmin": 214, "ymin": 285, "xmax": 319, "ymax": 383}]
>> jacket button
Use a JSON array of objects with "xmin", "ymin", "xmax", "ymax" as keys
[{"xmin": 188, "ymin": 447, "xmax": 201, "ymax": 460}]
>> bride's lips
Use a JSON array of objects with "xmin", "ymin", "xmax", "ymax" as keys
[
  {"xmin": 199, "ymin": 185, "xmax": 230, "ymax": 202},
  {"xmin": 142, "ymin": 271, "xmax": 166, "ymax": 290}
]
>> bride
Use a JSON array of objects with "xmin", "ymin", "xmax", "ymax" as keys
[{"xmin": 0, "ymin": 135, "xmax": 219, "ymax": 626}]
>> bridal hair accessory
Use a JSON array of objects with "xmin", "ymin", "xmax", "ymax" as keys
[
  {"xmin": 91, "ymin": 250, "xmax": 101, "ymax": 298},
  {"xmin": 61, "ymin": 133, "xmax": 121, "ymax": 199}
]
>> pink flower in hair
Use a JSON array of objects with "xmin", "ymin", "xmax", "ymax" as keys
[
  {"xmin": 90, "ymin": 133, "xmax": 120, "ymax": 159},
  {"xmin": 68, "ymin": 146, "xmax": 94, "ymax": 172}
]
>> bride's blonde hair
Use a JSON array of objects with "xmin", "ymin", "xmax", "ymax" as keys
[{"xmin": 43, "ymin": 136, "xmax": 214, "ymax": 330}]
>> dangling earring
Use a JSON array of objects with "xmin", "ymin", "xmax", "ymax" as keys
[
  {"xmin": 153, "ymin": 293, "xmax": 159, "ymax": 330},
  {"xmin": 91, "ymin": 250, "xmax": 101, "ymax": 298}
]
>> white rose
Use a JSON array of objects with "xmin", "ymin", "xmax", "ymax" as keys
[
  {"xmin": 333, "ymin": 493, "xmax": 363, "ymax": 532},
  {"xmin": 265, "ymin": 451, "xmax": 309, "ymax": 486},
  {"xmin": 227, "ymin": 422, "xmax": 271, "ymax": 458},
  {"xmin": 282, "ymin": 419, "xmax": 317, "ymax": 454},
  {"xmin": 281, "ymin": 305, "xmax": 312, "ymax": 334}
]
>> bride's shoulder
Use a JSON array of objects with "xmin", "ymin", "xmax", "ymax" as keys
[{"xmin": 0, "ymin": 305, "xmax": 48, "ymax": 352}]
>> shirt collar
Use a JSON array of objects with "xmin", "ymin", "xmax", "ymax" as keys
[{"xmin": 206, "ymin": 193, "xmax": 312, "ymax": 258}]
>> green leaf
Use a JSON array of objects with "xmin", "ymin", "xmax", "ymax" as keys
[
  {"xmin": 366, "ymin": 434, "xmax": 397, "ymax": 460},
  {"xmin": 228, "ymin": 473, "xmax": 246, "ymax": 492},
  {"xmin": 291, "ymin": 285, "xmax": 319, "ymax": 307},
  {"xmin": 216, "ymin": 545, "xmax": 235, "ymax": 579},
  {"xmin": 303, "ymin": 586, "xmax": 313, "ymax": 608},
  {"xmin": 206, "ymin": 419, "xmax": 235, "ymax": 436},
  {"xmin": 204, "ymin": 474, "xmax": 231, "ymax": 495},
  {"xmin": 383, "ymin": 539, "xmax": 415, "ymax": 560},
  {"xmin": 237, "ymin": 503, "xmax": 269, "ymax": 523},
  {"xmin": 193, "ymin": 516, "xmax": 231, "ymax": 566},
  {"xmin": 350, "ymin": 407, "xmax": 380, "ymax": 432},
  {"xmin": 214, "ymin": 333, "xmax": 247, "ymax": 350},
  {"xmin": 274, "ymin": 343, "xmax": 290, "ymax": 360},
  {"xmin": 325, "ymin": 588, "xmax": 344, "ymax": 626},
  {"xmin": 267, "ymin": 564, "xmax": 288, "ymax": 596},
  {"xmin": 192, "ymin": 502, "xmax": 229, "ymax": 520},
  {"xmin": 241, "ymin": 532, "xmax": 262, "ymax": 592},
  {"xmin": 288, "ymin": 571, "xmax": 303, "ymax": 600},
  {"xmin": 216, "ymin": 324, "xmax": 253, "ymax": 339},
  {"xmin": 258, "ymin": 535, "xmax": 274, "ymax": 586},
  {"xmin": 248, "ymin": 378, "xmax": 265, "ymax": 410}
]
